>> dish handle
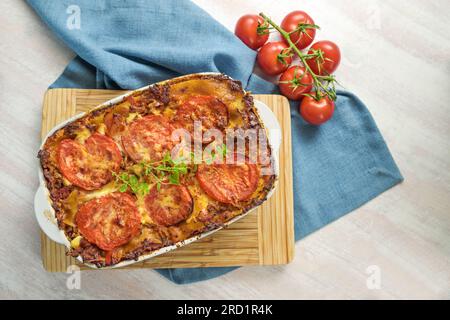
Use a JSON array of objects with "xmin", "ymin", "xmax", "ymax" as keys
[{"xmin": 34, "ymin": 185, "xmax": 66, "ymax": 245}]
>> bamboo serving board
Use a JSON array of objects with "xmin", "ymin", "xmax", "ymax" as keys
[{"xmin": 40, "ymin": 89, "xmax": 294, "ymax": 272}]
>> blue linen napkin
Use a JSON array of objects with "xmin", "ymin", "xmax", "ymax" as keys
[{"xmin": 28, "ymin": 0, "xmax": 403, "ymax": 284}]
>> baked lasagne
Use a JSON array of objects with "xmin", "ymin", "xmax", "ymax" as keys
[{"xmin": 38, "ymin": 74, "xmax": 276, "ymax": 267}]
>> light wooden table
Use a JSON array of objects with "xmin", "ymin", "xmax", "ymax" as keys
[{"xmin": 0, "ymin": 0, "xmax": 448, "ymax": 299}]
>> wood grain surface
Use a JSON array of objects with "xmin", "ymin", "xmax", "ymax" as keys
[
  {"xmin": 0, "ymin": 0, "xmax": 449, "ymax": 299},
  {"xmin": 40, "ymin": 89, "xmax": 294, "ymax": 271}
]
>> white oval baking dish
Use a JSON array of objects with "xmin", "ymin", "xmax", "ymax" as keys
[{"xmin": 34, "ymin": 73, "xmax": 281, "ymax": 269}]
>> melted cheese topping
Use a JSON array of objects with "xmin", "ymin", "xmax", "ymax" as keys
[
  {"xmin": 74, "ymin": 128, "xmax": 92, "ymax": 144},
  {"xmin": 186, "ymin": 181, "xmax": 209, "ymax": 224},
  {"xmin": 126, "ymin": 112, "xmax": 139, "ymax": 123},
  {"xmin": 71, "ymin": 236, "xmax": 82, "ymax": 249},
  {"xmin": 97, "ymin": 123, "xmax": 107, "ymax": 135},
  {"xmin": 82, "ymin": 181, "xmax": 118, "ymax": 201}
]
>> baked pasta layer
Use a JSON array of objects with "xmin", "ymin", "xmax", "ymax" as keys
[{"xmin": 38, "ymin": 74, "xmax": 276, "ymax": 267}]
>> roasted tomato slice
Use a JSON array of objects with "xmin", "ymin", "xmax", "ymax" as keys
[
  {"xmin": 76, "ymin": 193, "xmax": 142, "ymax": 251},
  {"xmin": 174, "ymin": 95, "xmax": 229, "ymax": 143},
  {"xmin": 144, "ymin": 184, "xmax": 193, "ymax": 226},
  {"xmin": 122, "ymin": 115, "xmax": 175, "ymax": 162},
  {"xmin": 196, "ymin": 154, "xmax": 260, "ymax": 204},
  {"xmin": 57, "ymin": 133, "xmax": 122, "ymax": 190}
]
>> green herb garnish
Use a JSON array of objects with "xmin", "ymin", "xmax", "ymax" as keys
[{"xmin": 113, "ymin": 144, "xmax": 228, "ymax": 196}]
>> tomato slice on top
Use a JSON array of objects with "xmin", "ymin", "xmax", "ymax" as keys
[
  {"xmin": 57, "ymin": 133, "xmax": 122, "ymax": 190},
  {"xmin": 122, "ymin": 115, "xmax": 175, "ymax": 162},
  {"xmin": 76, "ymin": 193, "xmax": 142, "ymax": 251},
  {"xmin": 174, "ymin": 95, "xmax": 229, "ymax": 143},
  {"xmin": 144, "ymin": 184, "xmax": 193, "ymax": 227},
  {"xmin": 196, "ymin": 154, "xmax": 260, "ymax": 204}
]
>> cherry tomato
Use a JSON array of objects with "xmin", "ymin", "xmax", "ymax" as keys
[
  {"xmin": 279, "ymin": 66, "xmax": 313, "ymax": 101},
  {"xmin": 234, "ymin": 14, "xmax": 269, "ymax": 50},
  {"xmin": 257, "ymin": 42, "xmax": 292, "ymax": 76},
  {"xmin": 281, "ymin": 11, "xmax": 316, "ymax": 50},
  {"xmin": 300, "ymin": 96, "xmax": 335, "ymax": 125},
  {"xmin": 306, "ymin": 40, "xmax": 341, "ymax": 75}
]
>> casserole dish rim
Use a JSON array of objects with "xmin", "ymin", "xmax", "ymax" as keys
[{"xmin": 35, "ymin": 72, "xmax": 281, "ymax": 269}]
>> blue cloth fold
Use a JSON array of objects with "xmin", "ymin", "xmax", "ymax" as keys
[{"xmin": 28, "ymin": 0, "xmax": 403, "ymax": 284}]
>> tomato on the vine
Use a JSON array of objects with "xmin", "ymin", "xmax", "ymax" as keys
[
  {"xmin": 257, "ymin": 41, "xmax": 292, "ymax": 76},
  {"xmin": 234, "ymin": 14, "xmax": 269, "ymax": 50},
  {"xmin": 306, "ymin": 40, "xmax": 341, "ymax": 75},
  {"xmin": 281, "ymin": 11, "xmax": 316, "ymax": 50},
  {"xmin": 279, "ymin": 66, "xmax": 313, "ymax": 101},
  {"xmin": 300, "ymin": 96, "xmax": 335, "ymax": 125}
]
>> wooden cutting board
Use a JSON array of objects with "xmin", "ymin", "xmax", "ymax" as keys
[{"xmin": 40, "ymin": 89, "xmax": 294, "ymax": 272}]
